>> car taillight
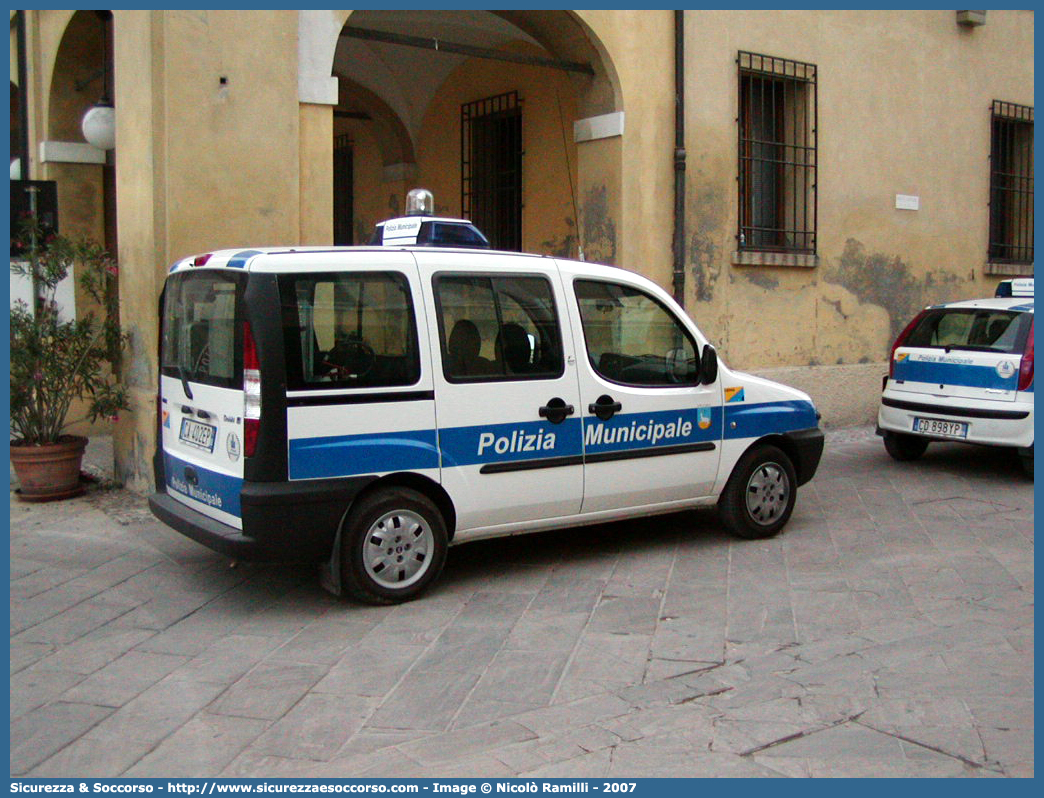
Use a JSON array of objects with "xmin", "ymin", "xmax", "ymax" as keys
[
  {"xmin": 243, "ymin": 321, "xmax": 261, "ymax": 457},
  {"xmin": 889, "ymin": 310, "xmax": 927, "ymax": 378},
  {"xmin": 1018, "ymin": 321, "xmax": 1034, "ymax": 392}
]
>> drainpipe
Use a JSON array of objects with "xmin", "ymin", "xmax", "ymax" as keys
[
  {"xmin": 16, "ymin": 10, "xmax": 31, "ymax": 176},
  {"xmin": 671, "ymin": 10, "xmax": 686, "ymax": 306}
]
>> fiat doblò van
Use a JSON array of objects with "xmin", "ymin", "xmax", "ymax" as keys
[{"xmin": 149, "ymin": 246, "xmax": 823, "ymax": 603}]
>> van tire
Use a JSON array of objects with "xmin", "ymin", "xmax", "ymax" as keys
[
  {"xmin": 718, "ymin": 444, "xmax": 796, "ymax": 540},
  {"xmin": 340, "ymin": 487, "xmax": 448, "ymax": 605},
  {"xmin": 1020, "ymin": 448, "xmax": 1033, "ymax": 478},
  {"xmin": 883, "ymin": 431, "xmax": 929, "ymax": 461}
]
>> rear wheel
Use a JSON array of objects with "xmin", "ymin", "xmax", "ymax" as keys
[
  {"xmin": 340, "ymin": 487, "xmax": 448, "ymax": 604},
  {"xmin": 718, "ymin": 444, "xmax": 797, "ymax": 539},
  {"xmin": 883, "ymin": 431, "xmax": 929, "ymax": 461}
]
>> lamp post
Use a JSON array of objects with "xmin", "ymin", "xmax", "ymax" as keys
[{"xmin": 81, "ymin": 11, "xmax": 115, "ymax": 151}]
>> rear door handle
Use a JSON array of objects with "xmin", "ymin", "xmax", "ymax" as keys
[
  {"xmin": 588, "ymin": 394, "xmax": 622, "ymax": 420},
  {"xmin": 538, "ymin": 397, "xmax": 575, "ymax": 425}
]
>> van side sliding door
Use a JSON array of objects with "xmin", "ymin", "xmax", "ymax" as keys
[{"xmin": 417, "ymin": 252, "xmax": 584, "ymax": 534}]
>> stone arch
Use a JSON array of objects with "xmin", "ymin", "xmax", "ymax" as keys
[
  {"xmin": 43, "ymin": 10, "xmax": 116, "ymax": 250},
  {"xmin": 47, "ymin": 10, "xmax": 108, "ymax": 143},
  {"xmin": 335, "ymin": 76, "xmax": 416, "ymax": 169},
  {"xmin": 298, "ymin": 9, "xmax": 624, "ymax": 261}
]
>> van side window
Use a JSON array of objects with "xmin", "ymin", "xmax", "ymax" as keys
[
  {"xmin": 434, "ymin": 274, "xmax": 564, "ymax": 382},
  {"xmin": 279, "ymin": 272, "xmax": 420, "ymax": 390},
  {"xmin": 161, "ymin": 272, "xmax": 243, "ymax": 390},
  {"xmin": 574, "ymin": 279, "xmax": 699, "ymax": 386}
]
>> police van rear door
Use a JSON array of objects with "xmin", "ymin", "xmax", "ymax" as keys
[
  {"xmin": 159, "ymin": 268, "xmax": 247, "ymax": 528},
  {"xmin": 891, "ymin": 305, "xmax": 1032, "ymax": 403}
]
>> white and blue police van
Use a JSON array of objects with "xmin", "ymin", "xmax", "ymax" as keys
[
  {"xmin": 878, "ymin": 277, "xmax": 1034, "ymax": 476},
  {"xmin": 149, "ymin": 191, "xmax": 824, "ymax": 603}
]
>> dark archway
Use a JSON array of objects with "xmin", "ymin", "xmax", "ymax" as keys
[{"xmin": 327, "ymin": 10, "xmax": 621, "ymax": 257}]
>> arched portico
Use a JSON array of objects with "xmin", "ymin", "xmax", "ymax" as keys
[{"xmin": 298, "ymin": 9, "xmax": 624, "ymax": 263}]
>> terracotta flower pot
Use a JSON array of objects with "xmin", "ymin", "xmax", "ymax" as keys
[{"xmin": 10, "ymin": 435, "xmax": 88, "ymax": 502}]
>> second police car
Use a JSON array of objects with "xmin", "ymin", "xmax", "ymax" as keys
[
  {"xmin": 878, "ymin": 277, "xmax": 1034, "ymax": 476},
  {"xmin": 149, "ymin": 190, "xmax": 825, "ymax": 603}
]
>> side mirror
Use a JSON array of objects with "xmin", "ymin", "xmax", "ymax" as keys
[{"xmin": 700, "ymin": 344, "xmax": 718, "ymax": 385}]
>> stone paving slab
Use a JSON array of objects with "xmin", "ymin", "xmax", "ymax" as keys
[{"xmin": 9, "ymin": 428, "xmax": 1034, "ymax": 777}]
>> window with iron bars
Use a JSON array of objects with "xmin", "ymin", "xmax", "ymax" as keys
[
  {"xmin": 989, "ymin": 101, "xmax": 1033, "ymax": 266},
  {"xmin": 737, "ymin": 51, "xmax": 817, "ymax": 255},
  {"xmin": 461, "ymin": 91, "xmax": 523, "ymax": 252}
]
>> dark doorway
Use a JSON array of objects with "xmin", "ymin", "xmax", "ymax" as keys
[
  {"xmin": 461, "ymin": 91, "xmax": 522, "ymax": 252},
  {"xmin": 333, "ymin": 133, "xmax": 354, "ymax": 245}
]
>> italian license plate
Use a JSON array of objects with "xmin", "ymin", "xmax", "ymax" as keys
[
  {"xmin": 179, "ymin": 418, "xmax": 217, "ymax": 452},
  {"xmin": 912, "ymin": 417, "xmax": 968, "ymax": 439}
]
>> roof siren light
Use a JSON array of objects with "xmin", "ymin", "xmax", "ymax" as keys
[{"xmin": 405, "ymin": 188, "xmax": 435, "ymax": 217}]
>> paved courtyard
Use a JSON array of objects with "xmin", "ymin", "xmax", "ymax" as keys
[{"xmin": 9, "ymin": 429, "xmax": 1034, "ymax": 777}]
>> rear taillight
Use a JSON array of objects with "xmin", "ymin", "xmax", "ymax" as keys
[
  {"xmin": 1018, "ymin": 321, "xmax": 1034, "ymax": 392},
  {"xmin": 889, "ymin": 310, "xmax": 927, "ymax": 378},
  {"xmin": 243, "ymin": 321, "xmax": 261, "ymax": 457}
]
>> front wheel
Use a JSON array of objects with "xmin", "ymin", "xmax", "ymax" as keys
[
  {"xmin": 718, "ymin": 444, "xmax": 797, "ymax": 539},
  {"xmin": 340, "ymin": 487, "xmax": 448, "ymax": 604},
  {"xmin": 883, "ymin": 431, "xmax": 929, "ymax": 461}
]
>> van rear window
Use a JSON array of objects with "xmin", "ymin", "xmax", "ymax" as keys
[
  {"xmin": 160, "ymin": 272, "xmax": 243, "ymax": 390},
  {"xmin": 906, "ymin": 308, "xmax": 1031, "ymax": 354},
  {"xmin": 279, "ymin": 271, "xmax": 421, "ymax": 390}
]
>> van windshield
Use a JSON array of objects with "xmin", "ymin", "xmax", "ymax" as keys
[
  {"xmin": 905, "ymin": 308, "xmax": 1032, "ymax": 355},
  {"xmin": 160, "ymin": 272, "xmax": 243, "ymax": 389}
]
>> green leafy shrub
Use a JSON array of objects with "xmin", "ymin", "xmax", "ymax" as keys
[{"xmin": 10, "ymin": 217, "xmax": 129, "ymax": 445}]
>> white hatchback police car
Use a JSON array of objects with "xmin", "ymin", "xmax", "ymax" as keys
[
  {"xmin": 149, "ymin": 193, "xmax": 824, "ymax": 603},
  {"xmin": 877, "ymin": 278, "xmax": 1034, "ymax": 476}
]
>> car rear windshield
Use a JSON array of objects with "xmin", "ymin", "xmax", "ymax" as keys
[
  {"xmin": 905, "ymin": 308, "xmax": 1032, "ymax": 355},
  {"xmin": 160, "ymin": 271, "xmax": 244, "ymax": 390}
]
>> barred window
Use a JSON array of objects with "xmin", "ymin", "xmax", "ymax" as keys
[
  {"xmin": 989, "ymin": 101, "xmax": 1033, "ymax": 265},
  {"xmin": 737, "ymin": 52, "xmax": 817, "ymax": 254},
  {"xmin": 462, "ymin": 91, "xmax": 523, "ymax": 252}
]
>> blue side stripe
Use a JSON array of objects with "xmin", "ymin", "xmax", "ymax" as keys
[
  {"xmin": 164, "ymin": 453, "xmax": 242, "ymax": 517},
  {"xmin": 581, "ymin": 406, "xmax": 721, "ymax": 454},
  {"xmin": 287, "ymin": 400, "xmax": 818, "ymax": 479},
  {"xmin": 894, "ymin": 359, "xmax": 1017, "ymax": 391},
  {"xmin": 723, "ymin": 400, "xmax": 818, "ymax": 440},
  {"xmin": 226, "ymin": 249, "xmax": 263, "ymax": 269},
  {"xmin": 440, "ymin": 418, "xmax": 583, "ymax": 468},
  {"xmin": 289, "ymin": 429, "xmax": 439, "ymax": 480}
]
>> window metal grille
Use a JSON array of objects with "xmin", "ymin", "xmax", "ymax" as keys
[
  {"xmin": 333, "ymin": 134, "xmax": 353, "ymax": 246},
  {"xmin": 737, "ymin": 51, "xmax": 817, "ymax": 254},
  {"xmin": 461, "ymin": 91, "xmax": 523, "ymax": 252},
  {"xmin": 989, "ymin": 100, "xmax": 1033, "ymax": 265}
]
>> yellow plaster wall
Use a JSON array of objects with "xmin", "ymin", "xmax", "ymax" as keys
[
  {"xmin": 337, "ymin": 118, "xmax": 406, "ymax": 243},
  {"xmin": 300, "ymin": 103, "xmax": 333, "ymax": 245},
  {"xmin": 576, "ymin": 10, "xmax": 674, "ymax": 284},
  {"xmin": 679, "ymin": 9, "xmax": 1034, "ymax": 371},
  {"xmin": 159, "ymin": 10, "xmax": 300, "ymax": 258},
  {"xmin": 110, "ymin": 10, "xmax": 165, "ymax": 489},
  {"xmin": 411, "ymin": 41, "xmax": 580, "ymax": 257}
]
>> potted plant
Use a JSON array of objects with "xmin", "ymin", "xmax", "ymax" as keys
[{"xmin": 9, "ymin": 216, "xmax": 128, "ymax": 501}]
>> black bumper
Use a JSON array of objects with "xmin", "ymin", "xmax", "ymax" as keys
[
  {"xmin": 783, "ymin": 427, "xmax": 825, "ymax": 486},
  {"xmin": 149, "ymin": 474, "xmax": 377, "ymax": 562}
]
